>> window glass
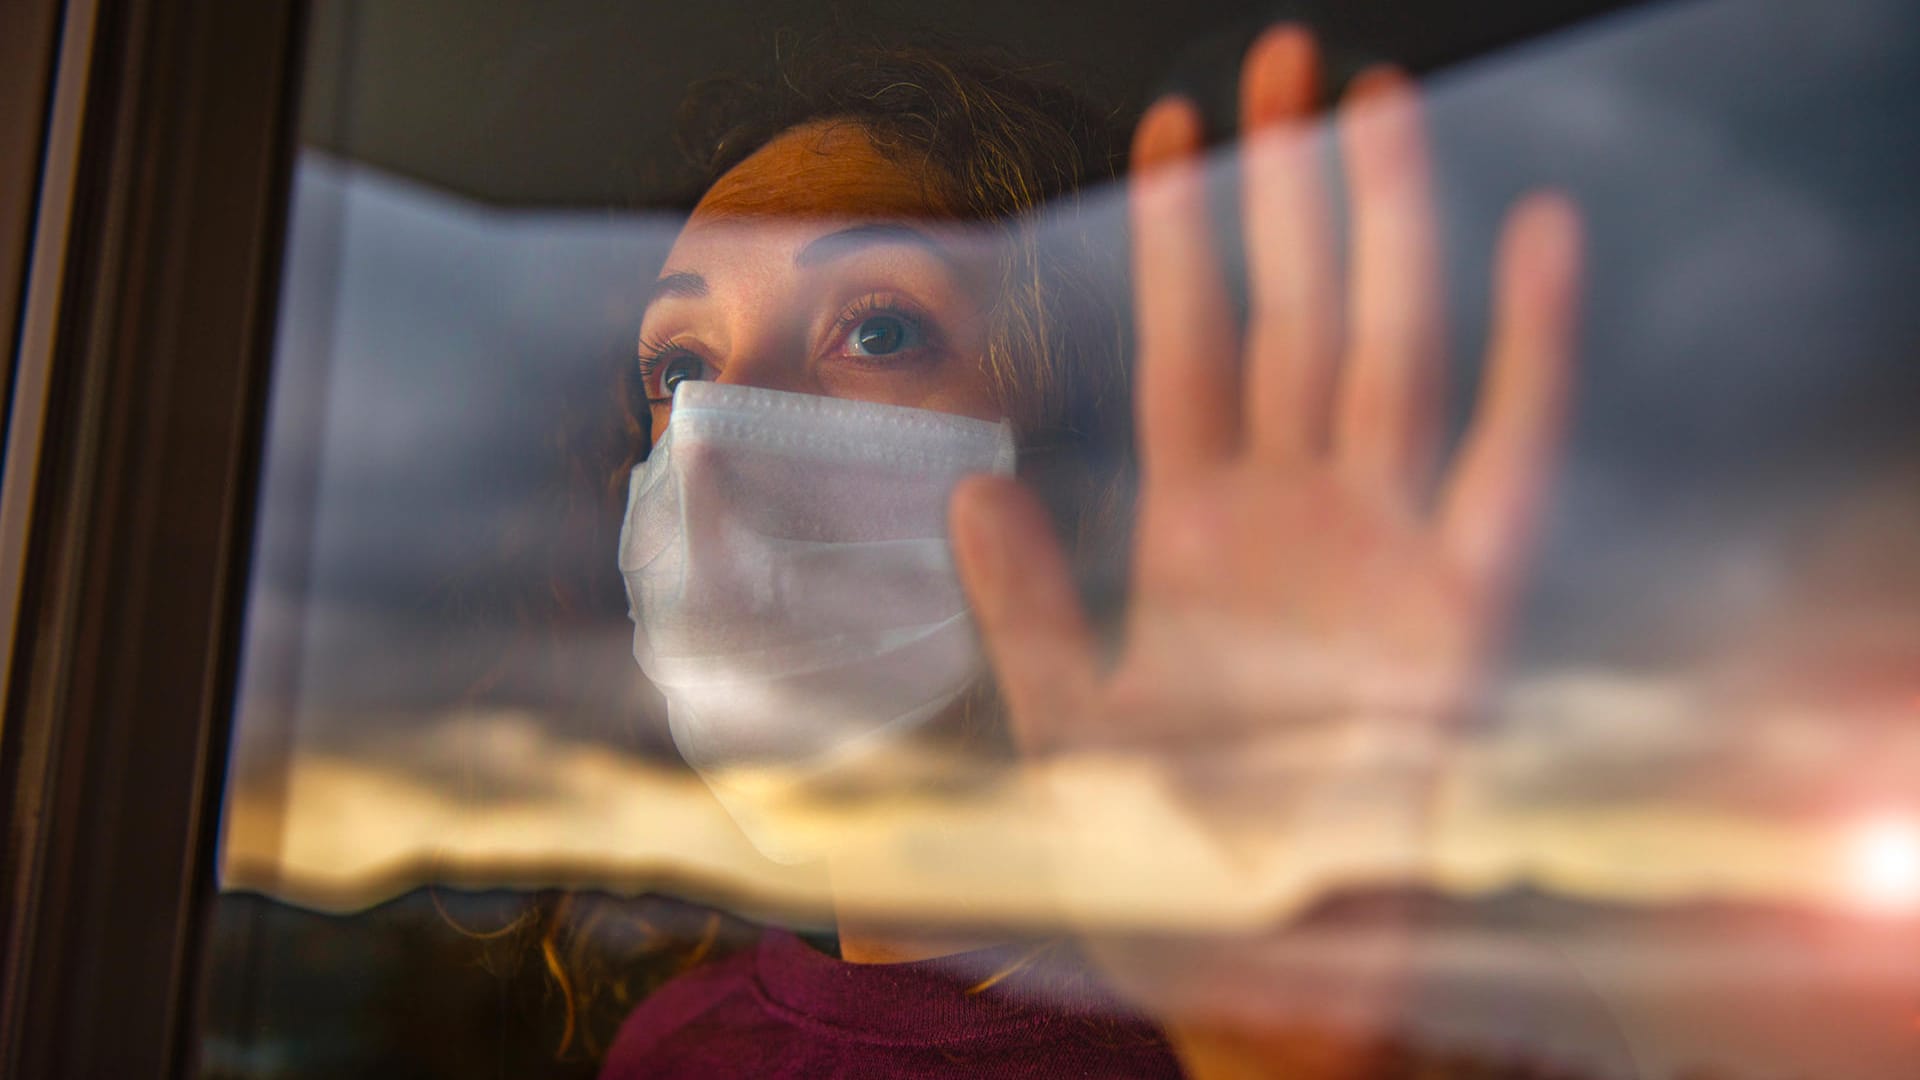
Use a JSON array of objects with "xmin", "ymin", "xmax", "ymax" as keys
[{"xmin": 204, "ymin": 1, "xmax": 1920, "ymax": 1077}]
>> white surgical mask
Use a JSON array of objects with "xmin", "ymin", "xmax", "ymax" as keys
[{"xmin": 619, "ymin": 381, "xmax": 1016, "ymax": 861}]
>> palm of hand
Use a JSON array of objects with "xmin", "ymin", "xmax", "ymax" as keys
[{"xmin": 1115, "ymin": 465, "xmax": 1481, "ymax": 743}]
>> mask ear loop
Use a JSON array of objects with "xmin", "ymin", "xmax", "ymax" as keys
[{"xmin": 990, "ymin": 420, "xmax": 1019, "ymax": 475}]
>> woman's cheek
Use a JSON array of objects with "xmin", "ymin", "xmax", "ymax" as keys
[{"xmin": 815, "ymin": 351, "xmax": 1000, "ymax": 422}]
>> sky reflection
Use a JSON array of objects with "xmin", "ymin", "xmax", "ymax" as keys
[{"xmin": 223, "ymin": 0, "xmax": 1920, "ymax": 929}]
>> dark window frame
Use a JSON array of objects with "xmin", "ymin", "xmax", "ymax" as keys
[
  {"xmin": 0, "ymin": 0, "xmax": 64, "ymax": 429},
  {"xmin": 0, "ymin": 1, "xmax": 307, "ymax": 1076}
]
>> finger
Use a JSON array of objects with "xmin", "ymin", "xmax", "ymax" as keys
[
  {"xmin": 1130, "ymin": 97, "xmax": 1242, "ymax": 474},
  {"xmin": 1240, "ymin": 24, "xmax": 1341, "ymax": 461},
  {"xmin": 1439, "ymin": 192, "xmax": 1584, "ymax": 594},
  {"xmin": 949, "ymin": 475, "xmax": 1100, "ymax": 753},
  {"xmin": 1334, "ymin": 67, "xmax": 1445, "ymax": 503}
]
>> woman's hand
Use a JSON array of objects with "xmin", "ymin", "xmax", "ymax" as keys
[
  {"xmin": 954, "ymin": 22, "xmax": 1582, "ymax": 759},
  {"xmin": 949, "ymin": 22, "xmax": 1584, "ymax": 1074}
]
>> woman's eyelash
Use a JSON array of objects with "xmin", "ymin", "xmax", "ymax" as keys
[
  {"xmin": 636, "ymin": 336, "xmax": 703, "ymax": 403},
  {"xmin": 635, "ymin": 294, "xmax": 940, "ymax": 404},
  {"xmin": 635, "ymin": 336, "xmax": 691, "ymax": 377},
  {"xmin": 830, "ymin": 293, "xmax": 942, "ymax": 352}
]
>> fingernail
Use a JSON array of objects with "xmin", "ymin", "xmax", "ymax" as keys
[
  {"xmin": 1344, "ymin": 65, "xmax": 1417, "ymax": 162},
  {"xmin": 1516, "ymin": 191, "xmax": 1583, "ymax": 291},
  {"xmin": 1348, "ymin": 64, "xmax": 1411, "ymax": 103},
  {"xmin": 1135, "ymin": 97, "xmax": 1201, "ymax": 168},
  {"xmin": 1247, "ymin": 24, "xmax": 1314, "ymax": 118}
]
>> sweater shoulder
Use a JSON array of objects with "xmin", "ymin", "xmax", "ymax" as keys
[{"xmin": 598, "ymin": 945, "xmax": 763, "ymax": 1078}]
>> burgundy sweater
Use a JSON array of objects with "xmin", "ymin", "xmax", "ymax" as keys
[{"xmin": 600, "ymin": 930, "xmax": 1184, "ymax": 1078}]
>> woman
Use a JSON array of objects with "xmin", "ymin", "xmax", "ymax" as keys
[{"xmin": 602, "ymin": 23, "xmax": 1583, "ymax": 1078}]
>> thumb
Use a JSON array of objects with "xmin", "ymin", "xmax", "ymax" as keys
[{"xmin": 949, "ymin": 475, "xmax": 1099, "ymax": 753}]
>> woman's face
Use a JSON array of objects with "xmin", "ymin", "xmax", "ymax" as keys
[{"xmin": 637, "ymin": 121, "xmax": 1002, "ymax": 444}]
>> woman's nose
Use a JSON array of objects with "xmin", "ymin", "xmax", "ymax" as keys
[{"xmin": 710, "ymin": 342, "xmax": 813, "ymax": 396}]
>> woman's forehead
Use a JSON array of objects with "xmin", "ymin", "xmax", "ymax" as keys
[
  {"xmin": 689, "ymin": 121, "xmax": 955, "ymax": 222},
  {"xmin": 663, "ymin": 216, "xmax": 985, "ymax": 270},
  {"xmin": 659, "ymin": 123, "xmax": 999, "ymax": 302}
]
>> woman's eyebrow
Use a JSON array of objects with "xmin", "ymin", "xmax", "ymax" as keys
[
  {"xmin": 638, "ymin": 271, "xmax": 708, "ymax": 317},
  {"xmin": 794, "ymin": 223, "xmax": 953, "ymax": 269}
]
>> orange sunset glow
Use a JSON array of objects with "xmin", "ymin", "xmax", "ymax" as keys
[{"xmin": 1847, "ymin": 814, "xmax": 1920, "ymax": 915}]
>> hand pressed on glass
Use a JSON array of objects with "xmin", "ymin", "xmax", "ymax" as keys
[
  {"xmin": 954, "ymin": 25, "xmax": 1582, "ymax": 814},
  {"xmin": 947, "ymin": 23, "xmax": 1585, "ymax": 1058}
]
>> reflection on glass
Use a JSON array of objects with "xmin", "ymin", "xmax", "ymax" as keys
[{"xmin": 206, "ymin": 1, "xmax": 1920, "ymax": 1078}]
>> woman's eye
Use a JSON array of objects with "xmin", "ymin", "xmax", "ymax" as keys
[
  {"xmin": 660, "ymin": 354, "xmax": 706, "ymax": 393},
  {"xmin": 847, "ymin": 313, "xmax": 920, "ymax": 357}
]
